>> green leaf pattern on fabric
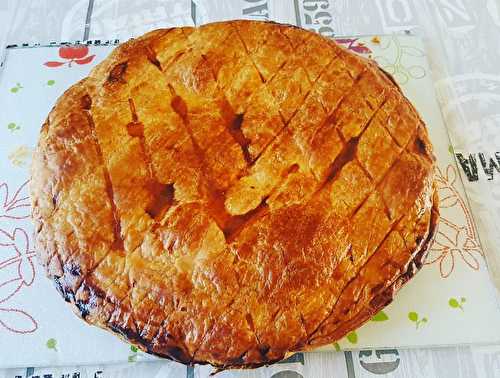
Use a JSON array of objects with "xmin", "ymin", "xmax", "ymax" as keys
[
  {"xmin": 128, "ymin": 344, "xmax": 139, "ymax": 362},
  {"xmin": 371, "ymin": 310, "xmax": 389, "ymax": 322},
  {"xmin": 449, "ymin": 297, "xmax": 466, "ymax": 311},
  {"xmin": 46, "ymin": 338, "xmax": 57, "ymax": 351},
  {"xmin": 346, "ymin": 331, "xmax": 358, "ymax": 344},
  {"xmin": 408, "ymin": 311, "xmax": 428, "ymax": 329},
  {"xmin": 10, "ymin": 83, "xmax": 23, "ymax": 93},
  {"xmin": 7, "ymin": 122, "xmax": 20, "ymax": 132}
]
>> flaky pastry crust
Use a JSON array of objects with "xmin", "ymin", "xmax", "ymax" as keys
[{"xmin": 31, "ymin": 20, "xmax": 439, "ymax": 369}]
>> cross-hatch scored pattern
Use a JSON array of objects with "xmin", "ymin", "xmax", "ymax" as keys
[{"xmin": 31, "ymin": 20, "xmax": 439, "ymax": 369}]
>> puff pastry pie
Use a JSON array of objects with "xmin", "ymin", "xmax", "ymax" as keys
[{"xmin": 31, "ymin": 20, "xmax": 439, "ymax": 369}]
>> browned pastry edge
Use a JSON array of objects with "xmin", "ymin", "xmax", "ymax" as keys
[{"xmin": 48, "ymin": 187, "xmax": 439, "ymax": 371}]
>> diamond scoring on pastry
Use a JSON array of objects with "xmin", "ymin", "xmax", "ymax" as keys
[{"xmin": 31, "ymin": 21, "xmax": 439, "ymax": 369}]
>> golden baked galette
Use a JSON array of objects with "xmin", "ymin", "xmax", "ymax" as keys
[{"xmin": 31, "ymin": 20, "xmax": 438, "ymax": 369}]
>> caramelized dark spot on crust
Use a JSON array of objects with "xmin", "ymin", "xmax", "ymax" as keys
[
  {"xmin": 171, "ymin": 95, "xmax": 188, "ymax": 122},
  {"xmin": 108, "ymin": 62, "xmax": 128, "ymax": 83},
  {"xmin": 245, "ymin": 313, "xmax": 255, "ymax": 333},
  {"xmin": 81, "ymin": 284, "xmax": 105, "ymax": 318},
  {"xmin": 370, "ymin": 283, "xmax": 384, "ymax": 295},
  {"xmin": 75, "ymin": 301, "xmax": 91, "ymax": 319},
  {"xmin": 347, "ymin": 245, "xmax": 354, "ymax": 263},
  {"xmin": 68, "ymin": 263, "xmax": 82, "ymax": 277},
  {"xmin": 145, "ymin": 45, "xmax": 162, "ymax": 71},
  {"xmin": 41, "ymin": 120, "xmax": 50, "ymax": 133},
  {"xmin": 126, "ymin": 98, "xmax": 143, "ymax": 137},
  {"xmin": 145, "ymin": 182, "xmax": 175, "ymax": 221},
  {"xmin": 104, "ymin": 168, "xmax": 124, "ymax": 250},
  {"xmin": 258, "ymin": 344, "xmax": 270, "ymax": 357},
  {"xmin": 53, "ymin": 276, "xmax": 73, "ymax": 303},
  {"xmin": 415, "ymin": 137, "xmax": 427, "ymax": 155},
  {"xmin": 168, "ymin": 347, "xmax": 190, "ymax": 362},
  {"xmin": 128, "ymin": 98, "xmax": 138, "ymax": 122},
  {"xmin": 415, "ymin": 235, "xmax": 424, "ymax": 246},
  {"xmin": 286, "ymin": 163, "xmax": 300, "ymax": 176},
  {"xmin": 126, "ymin": 121, "xmax": 144, "ymax": 138},
  {"xmin": 323, "ymin": 136, "xmax": 359, "ymax": 185},
  {"xmin": 81, "ymin": 94, "xmax": 92, "ymax": 110},
  {"xmin": 228, "ymin": 352, "xmax": 247, "ymax": 365},
  {"xmin": 369, "ymin": 290, "xmax": 393, "ymax": 309},
  {"xmin": 228, "ymin": 114, "xmax": 252, "ymax": 164}
]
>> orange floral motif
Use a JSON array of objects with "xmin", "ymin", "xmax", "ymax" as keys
[
  {"xmin": 335, "ymin": 38, "xmax": 372, "ymax": 54},
  {"xmin": 426, "ymin": 164, "xmax": 484, "ymax": 278},
  {"xmin": 44, "ymin": 46, "xmax": 95, "ymax": 68}
]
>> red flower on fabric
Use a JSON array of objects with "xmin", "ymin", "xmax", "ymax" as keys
[
  {"xmin": 44, "ymin": 45, "xmax": 95, "ymax": 68},
  {"xmin": 335, "ymin": 38, "xmax": 372, "ymax": 54}
]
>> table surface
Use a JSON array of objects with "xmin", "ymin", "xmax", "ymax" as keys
[{"xmin": 1, "ymin": 1, "xmax": 500, "ymax": 377}]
